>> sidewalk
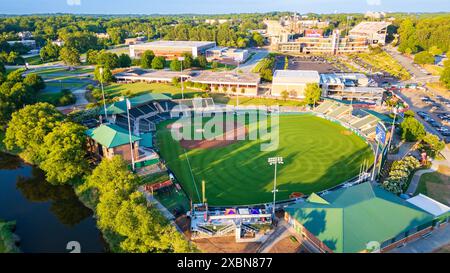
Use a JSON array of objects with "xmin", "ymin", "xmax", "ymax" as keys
[{"xmin": 390, "ymin": 224, "xmax": 450, "ymax": 253}]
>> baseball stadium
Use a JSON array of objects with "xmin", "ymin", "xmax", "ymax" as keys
[{"xmin": 156, "ymin": 104, "xmax": 376, "ymax": 206}]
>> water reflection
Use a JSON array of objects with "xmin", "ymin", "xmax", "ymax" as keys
[{"xmin": 0, "ymin": 152, "xmax": 105, "ymax": 253}]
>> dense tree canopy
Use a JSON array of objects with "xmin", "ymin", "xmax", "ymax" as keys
[
  {"xmin": 39, "ymin": 122, "xmax": 89, "ymax": 184},
  {"xmin": 413, "ymin": 51, "xmax": 434, "ymax": 64},
  {"xmin": 400, "ymin": 117, "xmax": 426, "ymax": 142},
  {"xmin": 4, "ymin": 102, "xmax": 64, "ymax": 163},
  {"xmin": 140, "ymin": 50, "xmax": 155, "ymax": 69},
  {"xmin": 304, "ymin": 83, "xmax": 322, "ymax": 105},
  {"xmin": 59, "ymin": 46, "xmax": 81, "ymax": 66}
]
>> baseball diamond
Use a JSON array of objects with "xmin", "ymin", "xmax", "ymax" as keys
[{"xmin": 156, "ymin": 114, "xmax": 374, "ymax": 206}]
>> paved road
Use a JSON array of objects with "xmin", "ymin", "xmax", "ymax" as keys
[
  {"xmin": 236, "ymin": 49, "xmax": 269, "ymax": 73},
  {"xmin": 257, "ymin": 221, "xmax": 290, "ymax": 253},
  {"xmin": 385, "ymin": 47, "xmax": 427, "ymax": 79},
  {"xmin": 390, "ymin": 224, "xmax": 450, "ymax": 253},
  {"xmin": 387, "ymin": 142, "xmax": 416, "ymax": 161}
]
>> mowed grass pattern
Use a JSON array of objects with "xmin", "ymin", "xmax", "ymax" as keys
[{"xmin": 157, "ymin": 115, "xmax": 374, "ymax": 206}]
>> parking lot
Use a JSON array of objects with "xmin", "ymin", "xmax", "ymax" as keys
[
  {"xmin": 275, "ymin": 55, "xmax": 344, "ymax": 73},
  {"xmin": 397, "ymin": 88, "xmax": 450, "ymax": 142}
]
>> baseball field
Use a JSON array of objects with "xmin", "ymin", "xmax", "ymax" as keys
[{"xmin": 156, "ymin": 114, "xmax": 374, "ymax": 206}]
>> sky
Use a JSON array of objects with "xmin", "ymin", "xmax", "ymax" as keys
[{"xmin": 1, "ymin": 0, "xmax": 450, "ymax": 15}]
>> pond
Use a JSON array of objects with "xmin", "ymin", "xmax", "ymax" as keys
[{"xmin": 0, "ymin": 152, "xmax": 105, "ymax": 253}]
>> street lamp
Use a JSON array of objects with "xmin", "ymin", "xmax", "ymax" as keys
[
  {"xmin": 99, "ymin": 67, "xmax": 108, "ymax": 121},
  {"xmin": 178, "ymin": 57, "xmax": 185, "ymax": 100},
  {"xmin": 268, "ymin": 157, "xmax": 283, "ymax": 220}
]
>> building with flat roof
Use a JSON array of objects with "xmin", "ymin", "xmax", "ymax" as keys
[
  {"xmin": 205, "ymin": 47, "xmax": 249, "ymax": 64},
  {"xmin": 114, "ymin": 68, "xmax": 190, "ymax": 84},
  {"xmin": 349, "ymin": 21, "xmax": 391, "ymax": 45},
  {"xmin": 190, "ymin": 71, "xmax": 261, "ymax": 96},
  {"xmin": 129, "ymin": 40, "xmax": 217, "ymax": 59},
  {"xmin": 285, "ymin": 183, "xmax": 434, "ymax": 253},
  {"xmin": 272, "ymin": 70, "xmax": 320, "ymax": 98},
  {"xmin": 7, "ymin": 39, "xmax": 36, "ymax": 49},
  {"xmin": 320, "ymin": 73, "xmax": 384, "ymax": 105}
]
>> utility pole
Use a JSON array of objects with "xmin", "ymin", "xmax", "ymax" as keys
[{"xmin": 268, "ymin": 157, "xmax": 283, "ymax": 221}]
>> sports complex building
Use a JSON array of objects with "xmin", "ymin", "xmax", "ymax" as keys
[{"xmin": 129, "ymin": 40, "xmax": 217, "ymax": 59}]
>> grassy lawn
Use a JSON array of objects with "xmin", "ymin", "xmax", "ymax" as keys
[
  {"xmin": 156, "ymin": 114, "xmax": 373, "ymax": 206},
  {"xmin": 416, "ymin": 165, "xmax": 450, "ymax": 206},
  {"xmin": 211, "ymin": 93, "xmax": 307, "ymax": 107},
  {"xmin": 423, "ymin": 64, "xmax": 444, "ymax": 76},
  {"xmin": 103, "ymin": 82, "xmax": 200, "ymax": 99},
  {"xmin": 354, "ymin": 51, "xmax": 411, "ymax": 80}
]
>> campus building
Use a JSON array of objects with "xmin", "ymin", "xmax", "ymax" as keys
[
  {"xmin": 129, "ymin": 40, "xmax": 217, "ymax": 59},
  {"xmin": 320, "ymin": 73, "xmax": 384, "ymax": 105},
  {"xmin": 205, "ymin": 47, "xmax": 249, "ymax": 64},
  {"xmin": 114, "ymin": 68, "xmax": 190, "ymax": 84},
  {"xmin": 349, "ymin": 21, "xmax": 391, "ymax": 45},
  {"xmin": 190, "ymin": 71, "xmax": 261, "ymax": 96},
  {"xmin": 271, "ymin": 70, "xmax": 320, "ymax": 98},
  {"xmin": 284, "ymin": 183, "xmax": 435, "ymax": 253},
  {"xmin": 7, "ymin": 39, "xmax": 36, "ymax": 49},
  {"xmin": 276, "ymin": 30, "xmax": 369, "ymax": 55}
]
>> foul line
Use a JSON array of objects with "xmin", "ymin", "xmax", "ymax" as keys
[{"xmin": 183, "ymin": 148, "xmax": 201, "ymax": 202}]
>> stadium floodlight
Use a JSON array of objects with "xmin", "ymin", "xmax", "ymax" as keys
[
  {"xmin": 268, "ymin": 156, "xmax": 283, "ymax": 221},
  {"xmin": 178, "ymin": 57, "xmax": 185, "ymax": 100},
  {"xmin": 99, "ymin": 67, "xmax": 108, "ymax": 121}
]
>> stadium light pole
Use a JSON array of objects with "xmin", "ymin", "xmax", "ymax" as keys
[
  {"xmin": 178, "ymin": 57, "xmax": 185, "ymax": 100},
  {"xmin": 99, "ymin": 67, "xmax": 108, "ymax": 121},
  {"xmin": 387, "ymin": 106, "xmax": 401, "ymax": 152},
  {"xmin": 126, "ymin": 99, "xmax": 135, "ymax": 172},
  {"xmin": 268, "ymin": 157, "xmax": 283, "ymax": 221}
]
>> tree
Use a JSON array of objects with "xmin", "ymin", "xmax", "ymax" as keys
[
  {"xmin": 400, "ymin": 117, "xmax": 426, "ymax": 142},
  {"xmin": 151, "ymin": 56, "xmax": 165, "ymax": 70},
  {"xmin": 169, "ymin": 59, "xmax": 182, "ymax": 71},
  {"xmin": 0, "ymin": 60, "xmax": 5, "ymax": 75},
  {"xmin": 281, "ymin": 90, "xmax": 289, "ymax": 101},
  {"xmin": 252, "ymin": 32, "xmax": 265, "ymax": 47},
  {"xmin": 4, "ymin": 102, "xmax": 64, "ymax": 163},
  {"xmin": 94, "ymin": 66, "xmax": 114, "ymax": 83},
  {"xmin": 86, "ymin": 49, "xmax": 100, "ymax": 64},
  {"xmin": 59, "ymin": 46, "xmax": 80, "ymax": 66},
  {"xmin": 140, "ymin": 50, "xmax": 155, "ymax": 69},
  {"xmin": 196, "ymin": 55, "xmax": 208, "ymax": 69},
  {"xmin": 304, "ymin": 83, "xmax": 322, "ymax": 105},
  {"xmin": 440, "ymin": 60, "xmax": 450, "ymax": 89},
  {"xmin": 428, "ymin": 46, "xmax": 442, "ymax": 56},
  {"xmin": 181, "ymin": 53, "xmax": 193, "ymax": 69},
  {"xmin": 96, "ymin": 52, "xmax": 119, "ymax": 69},
  {"xmin": 211, "ymin": 61, "xmax": 219, "ymax": 70},
  {"xmin": 118, "ymin": 53, "xmax": 132, "ymax": 68},
  {"xmin": 39, "ymin": 122, "xmax": 89, "ymax": 184},
  {"xmin": 403, "ymin": 109, "xmax": 415, "ymax": 118},
  {"xmin": 171, "ymin": 77, "xmax": 179, "ymax": 86},
  {"xmin": 23, "ymin": 73, "xmax": 45, "ymax": 92},
  {"xmin": 39, "ymin": 42, "xmax": 60, "ymax": 61},
  {"xmin": 107, "ymin": 27, "xmax": 126, "ymax": 44},
  {"xmin": 420, "ymin": 133, "xmax": 445, "ymax": 158},
  {"xmin": 414, "ymin": 51, "xmax": 434, "ymax": 64}
]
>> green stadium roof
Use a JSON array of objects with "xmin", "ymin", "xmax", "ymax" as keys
[
  {"xmin": 140, "ymin": 132, "xmax": 153, "ymax": 148},
  {"xmin": 85, "ymin": 123, "xmax": 141, "ymax": 148},
  {"xmin": 105, "ymin": 93, "xmax": 171, "ymax": 115},
  {"xmin": 285, "ymin": 183, "xmax": 434, "ymax": 253}
]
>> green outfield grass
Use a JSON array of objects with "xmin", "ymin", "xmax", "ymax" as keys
[{"xmin": 156, "ymin": 114, "xmax": 374, "ymax": 206}]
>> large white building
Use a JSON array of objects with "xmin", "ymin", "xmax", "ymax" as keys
[
  {"xmin": 272, "ymin": 70, "xmax": 321, "ymax": 98},
  {"xmin": 349, "ymin": 21, "xmax": 391, "ymax": 45},
  {"xmin": 129, "ymin": 40, "xmax": 217, "ymax": 59}
]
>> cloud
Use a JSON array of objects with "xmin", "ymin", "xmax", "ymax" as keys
[
  {"xmin": 367, "ymin": 0, "xmax": 382, "ymax": 6},
  {"xmin": 67, "ymin": 0, "xmax": 81, "ymax": 6}
]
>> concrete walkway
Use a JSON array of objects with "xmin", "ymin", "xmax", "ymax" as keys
[
  {"xmin": 405, "ymin": 146, "xmax": 450, "ymax": 195},
  {"xmin": 388, "ymin": 142, "xmax": 416, "ymax": 161},
  {"xmin": 390, "ymin": 224, "xmax": 450, "ymax": 253},
  {"xmin": 257, "ymin": 221, "xmax": 290, "ymax": 253}
]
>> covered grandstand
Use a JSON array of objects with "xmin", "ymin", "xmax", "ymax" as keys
[{"xmin": 314, "ymin": 100, "xmax": 381, "ymax": 138}]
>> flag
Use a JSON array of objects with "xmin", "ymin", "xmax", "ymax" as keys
[
  {"xmin": 126, "ymin": 98, "xmax": 131, "ymax": 110},
  {"xmin": 376, "ymin": 123, "xmax": 386, "ymax": 144}
]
